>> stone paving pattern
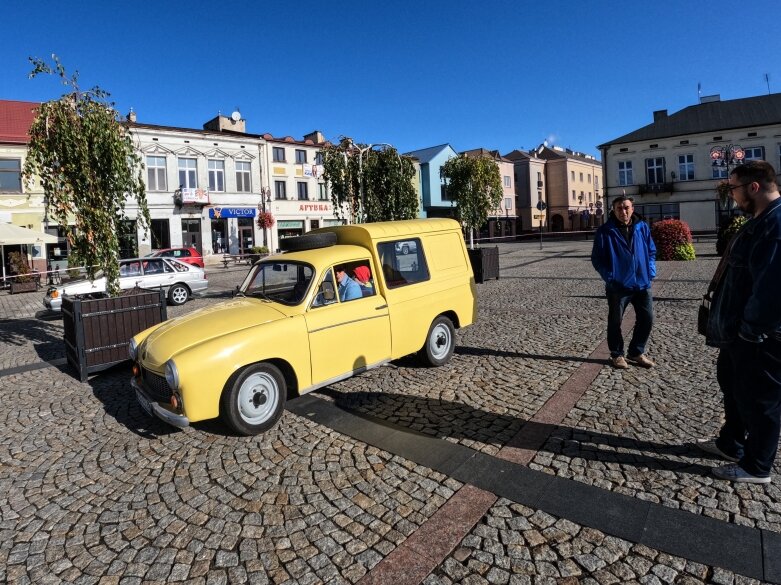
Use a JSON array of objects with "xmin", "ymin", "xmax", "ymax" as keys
[
  {"xmin": 426, "ymin": 498, "xmax": 763, "ymax": 585},
  {"xmin": 1, "ymin": 241, "xmax": 779, "ymax": 583}
]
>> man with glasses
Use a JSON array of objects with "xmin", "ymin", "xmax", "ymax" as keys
[
  {"xmin": 591, "ymin": 195, "xmax": 657, "ymax": 369},
  {"xmin": 698, "ymin": 160, "xmax": 781, "ymax": 484}
]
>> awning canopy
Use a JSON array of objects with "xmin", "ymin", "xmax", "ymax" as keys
[{"xmin": 0, "ymin": 222, "xmax": 58, "ymax": 245}]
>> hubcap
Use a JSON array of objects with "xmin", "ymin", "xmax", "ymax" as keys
[
  {"xmin": 172, "ymin": 287, "xmax": 187, "ymax": 303},
  {"xmin": 429, "ymin": 323, "xmax": 452, "ymax": 360},
  {"xmin": 238, "ymin": 372, "xmax": 279, "ymax": 424}
]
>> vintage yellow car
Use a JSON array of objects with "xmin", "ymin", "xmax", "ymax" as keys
[{"xmin": 130, "ymin": 219, "xmax": 477, "ymax": 435}]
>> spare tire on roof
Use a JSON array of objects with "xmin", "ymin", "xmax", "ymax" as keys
[{"xmin": 279, "ymin": 232, "xmax": 337, "ymax": 252}]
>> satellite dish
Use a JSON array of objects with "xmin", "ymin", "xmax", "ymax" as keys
[{"xmin": 230, "ymin": 110, "xmax": 241, "ymax": 122}]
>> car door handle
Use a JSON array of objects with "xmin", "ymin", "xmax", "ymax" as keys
[{"xmin": 375, "ymin": 304, "xmax": 387, "ymax": 310}]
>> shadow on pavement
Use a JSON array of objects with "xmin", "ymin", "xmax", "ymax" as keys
[
  {"xmin": 316, "ymin": 388, "xmax": 714, "ymax": 478},
  {"xmin": 455, "ymin": 346, "xmax": 606, "ymax": 364},
  {"xmin": 0, "ymin": 316, "xmax": 65, "ymax": 363}
]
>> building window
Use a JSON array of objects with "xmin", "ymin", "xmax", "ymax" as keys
[
  {"xmin": 743, "ymin": 146, "xmax": 764, "ymax": 161},
  {"xmin": 579, "ymin": 172, "xmax": 584, "ymax": 182},
  {"xmin": 273, "ymin": 147, "xmax": 286, "ymax": 162},
  {"xmin": 150, "ymin": 218, "xmax": 170, "ymax": 250},
  {"xmin": 236, "ymin": 161, "xmax": 251, "ymax": 192},
  {"xmin": 504, "ymin": 197, "xmax": 512, "ymax": 211},
  {"xmin": 503, "ymin": 175, "xmax": 511, "ymax": 188},
  {"xmin": 318, "ymin": 183, "xmax": 328, "ymax": 201},
  {"xmin": 588, "ymin": 174, "xmax": 591, "ymax": 183},
  {"xmin": 571, "ymin": 170, "xmax": 575, "ymax": 181},
  {"xmin": 712, "ymin": 165, "xmax": 728, "ymax": 179},
  {"xmin": 537, "ymin": 171, "xmax": 542, "ymax": 181},
  {"xmin": 634, "ymin": 202, "xmax": 680, "ymax": 225},
  {"xmin": 595, "ymin": 176, "xmax": 600, "ymax": 189},
  {"xmin": 0, "ymin": 158, "xmax": 22, "ymax": 193},
  {"xmin": 208, "ymin": 159, "xmax": 225, "ymax": 192},
  {"xmin": 146, "ymin": 156, "xmax": 167, "ymax": 191},
  {"xmin": 646, "ymin": 157, "xmax": 665, "ymax": 184},
  {"xmin": 297, "ymin": 182, "xmax": 309, "ymax": 200},
  {"xmin": 572, "ymin": 190, "xmax": 576, "ymax": 200},
  {"xmin": 295, "ymin": 149, "xmax": 307, "ymax": 164},
  {"xmin": 678, "ymin": 154, "xmax": 695, "ymax": 181},
  {"xmin": 618, "ymin": 161, "xmax": 633, "ymax": 186},
  {"xmin": 274, "ymin": 180, "xmax": 286, "ymax": 200},
  {"xmin": 315, "ymin": 152, "xmax": 324, "ymax": 165},
  {"xmin": 178, "ymin": 158, "xmax": 197, "ymax": 188}
]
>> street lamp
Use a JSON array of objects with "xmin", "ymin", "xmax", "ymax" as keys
[{"xmin": 711, "ymin": 144, "xmax": 745, "ymax": 221}]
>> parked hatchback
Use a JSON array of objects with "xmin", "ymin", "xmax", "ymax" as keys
[
  {"xmin": 150, "ymin": 247, "xmax": 204, "ymax": 268},
  {"xmin": 43, "ymin": 257, "xmax": 208, "ymax": 312}
]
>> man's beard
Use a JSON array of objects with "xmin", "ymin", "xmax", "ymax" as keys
[{"xmin": 739, "ymin": 196, "xmax": 756, "ymax": 215}]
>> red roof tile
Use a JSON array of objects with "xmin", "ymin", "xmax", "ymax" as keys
[{"xmin": 0, "ymin": 100, "xmax": 39, "ymax": 144}]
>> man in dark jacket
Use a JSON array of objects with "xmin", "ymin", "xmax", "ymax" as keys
[
  {"xmin": 698, "ymin": 160, "xmax": 781, "ymax": 484},
  {"xmin": 591, "ymin": 195, "xmax": 657, "ymax": 369}
]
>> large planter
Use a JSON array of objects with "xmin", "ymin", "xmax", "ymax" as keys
[
  {"xmin": 468, "ymin": 246, "xmax": 500, "ymax": 283},
  {"xmin": 62, "ymin": 288, "xmax": 167, "ymax": 382},
  {"xmin": 10, "ymin": 280, "xmax": 37, "ymax": 294}
]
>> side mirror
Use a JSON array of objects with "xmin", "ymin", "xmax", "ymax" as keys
[{"xmin": 322, "ymin": 281, "xmax": 335, "ymax": 301}]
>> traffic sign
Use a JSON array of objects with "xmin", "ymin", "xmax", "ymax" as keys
[{"xmin": 536, "ymin": 201, "xmax": 547, "ymax": 211}]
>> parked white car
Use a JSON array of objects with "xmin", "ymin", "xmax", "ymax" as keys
[{"xmin": 43, "ymin": 257, "xmax": 208, "ymax": 312}]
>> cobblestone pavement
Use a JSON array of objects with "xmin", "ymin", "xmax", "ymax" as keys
[{"xmin": 1, "ymin": 241, "xmax": 779, "ymax": 584}]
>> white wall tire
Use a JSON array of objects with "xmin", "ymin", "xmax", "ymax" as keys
[
  {"xmin": 220, "ymin": 363, "xmax": 286, "ymax": 435},
  {"xmin": 418, "ymin": 316, "xmax": 455, "ymax": 367}
]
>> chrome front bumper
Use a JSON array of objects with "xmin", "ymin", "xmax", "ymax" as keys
[{"xmin": 131, "ymin": 376, "xmax": 190, "ymax": 429}]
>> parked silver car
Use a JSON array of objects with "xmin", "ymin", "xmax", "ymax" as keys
[{"xmin": 43, "ymin": 257, "xmax": 208, "ymax": 312}]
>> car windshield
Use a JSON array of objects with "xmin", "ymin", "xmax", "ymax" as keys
[{"xmin": 240, "ymin": 261, "xmax": 314, "ymax": 305}]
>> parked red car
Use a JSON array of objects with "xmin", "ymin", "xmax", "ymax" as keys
[{"xmin": 150, "ymin": 247, "xmax": 204, "ymax": 268}]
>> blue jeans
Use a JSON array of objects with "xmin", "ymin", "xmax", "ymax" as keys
[
  {"xmin": 606, "ymin": 288, "xmax": 654, "ymax": 358},
  {"xmin": 715, "ymin": 337, "xmax": 781, "ymax": 477}
]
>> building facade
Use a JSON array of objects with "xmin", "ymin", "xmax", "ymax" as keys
[
  {"xmin": 462, "ymin": 148, "xmax": 517, "ymax": 240},
  {"xmin": 534, "ymin": 145, "xmax": 603, "ymax": 232},
  {"xmin": 128, "ymin": 113, "xmax": 265, "ymax": 261},
  {"xmin": 504, "ymin": 149, "xmax": 548, "ymax": 233},
  {"xmin": 259, "ymin": 130, "xmax": 339, "ymax": 251},
  {"xmin": 599, "ymin": 93, "xmax": 781, "ymax": 231},
  {"xmin": 405, "ymin": 144, "xmax": 458, "ymax": 219},
  {"xmin": 0, "ymin": 100, "xmax": 50, "ymax": 273}
]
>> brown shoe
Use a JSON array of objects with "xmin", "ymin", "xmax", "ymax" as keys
[
  {"xmin": 627, "ymin": 354, "xmax": 654, "ymax": 368},
  {"xmin": 610, "ymin": 355, "xmax": 629, "ymax": 369}
]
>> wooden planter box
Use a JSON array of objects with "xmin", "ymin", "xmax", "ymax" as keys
[
  {"xmin": 62, "ymin": 288, "xmax": 167, "ymax": 382},
  {"xmin": 468, "ymin": 246, "xmax": 500, "ymax": 283},
  {"xmin": 10, "ymin": 280, "xmax": 38, "ymax": 294}
]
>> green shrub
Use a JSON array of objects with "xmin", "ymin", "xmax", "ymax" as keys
[
  {"xmin": 716, "ymin": 215, "xmax": 747, "ymax": 256},
  {"xmin": 650, "ymin": 219, "xmax": 693, "ymax": 261},
  {"xmin": 250, "ymin": 245, "xmax": 269, "ymax": 254},
  {"xmin": 673, "ymin": 243, "xmax": 696, "ymax": 261}
]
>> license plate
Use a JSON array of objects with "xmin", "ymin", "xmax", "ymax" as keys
[{"xmin": 136, "ymin": 389, "xmax": 153, "ymax": 416}]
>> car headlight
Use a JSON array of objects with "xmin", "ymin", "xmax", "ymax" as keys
[
  {"xmin": 128, "ymin": 338, "xmax": 139, "ymax": 361},
  {"xmin": 165, "ymin": 360, "xmax": 180, "ymax": 391}
]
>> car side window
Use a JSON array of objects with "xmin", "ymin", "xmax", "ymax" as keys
[
  {"xmin": 120, "ymin": 261, "xmax": 142, "ymax": 277},
  {"xmin": 170, "ymin": 260, "xmax": 190, "ymax": 272},
  {"xmin": 311, "ymin": 269, "xmax": 337, "ymax": 307},
  {"xmin": 377, "ymin": 239, "xmax": 429, "ymax": 288},
  {"xmin": 143, "ymin": 259, "xmax": 166, "ymax": 274}
]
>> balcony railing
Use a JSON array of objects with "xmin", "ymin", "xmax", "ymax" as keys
[{"xmin": 638, "ymin": 182, "xmax": 674, "ymax": 195}]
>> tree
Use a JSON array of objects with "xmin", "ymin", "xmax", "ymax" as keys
[
  {"xmin": 321, "ymin": 137, "xmax": 418, "ymax": 223},
  {"xmin": 23, "ymin": 55, "xmax": 150, "ymax": 295},
  {"xmin": 440, "ymin": 153, "xmax": 503, "ymax": 249}
]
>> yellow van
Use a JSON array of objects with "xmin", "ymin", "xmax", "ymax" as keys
[{"xmin": 129, "ymin": 218, "xmax": 476, "ymax": 435}]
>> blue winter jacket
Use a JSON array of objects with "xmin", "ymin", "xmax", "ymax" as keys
[{"xmin": 591, "ymin": 214, "xmax": 657, "ymax": 292}]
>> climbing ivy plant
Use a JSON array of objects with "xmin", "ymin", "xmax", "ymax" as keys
[
  {"xmin": 23, "ymin": 55, "xmax": 150, "ymax": 295},
  {"xmin": 440, "ymin": 153, "xmax": 503, "ymax": 249},
  {"xmin": 321, "ymin": 137, "xmax": 418, "ymax": 223}
]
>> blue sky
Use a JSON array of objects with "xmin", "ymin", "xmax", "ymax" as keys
[{"xmin": 2, "ymin": 1, "xmax": 780, "ymax": 158}]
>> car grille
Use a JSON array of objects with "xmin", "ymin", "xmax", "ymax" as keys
[{"xmin": 142, "ymin": 368, "xmax": 172, "ymax": 402}]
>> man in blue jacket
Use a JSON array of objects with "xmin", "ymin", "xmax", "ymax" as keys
[{"xmin": 591, "ymin": 195, "xmax": 657, "ymax": 369}]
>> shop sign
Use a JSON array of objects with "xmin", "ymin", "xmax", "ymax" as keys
[
  {"xmin": 181, "ymin": 188, "xmax": 209, "ymax": 204},
  {"xmin": 278, "ymin": 220, "xmax": 304, "ymax": 228},
  {"xmin": 208, "ymin": 207, "xmax": 258, "ymax": 219},
  {"xmin": 298, "ymin": 203, "xmax": 331, "ymax": 212}
]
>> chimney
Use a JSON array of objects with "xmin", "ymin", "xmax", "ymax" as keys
[
  {"xmin": 203, "ymin": 112, "xmax": 246, "ymax": 133},
  {"xmin": 653, "ymin": 109, "xmax": 667, "ymax": 122},
  {"xmin": 304, "ymin": 130, "xmax": 325, "ymax": 144},
  {"xmin": 127, "ymin": 108, "xmax": 137, "ymax": 123}
]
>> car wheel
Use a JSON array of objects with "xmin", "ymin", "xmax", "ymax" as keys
[
  {"xmin": 279, "ymin": 232, "xmax": 337, "ymax": 252},
  {"xmin": 418, "ymin": 315, "xmax": 455, "ymax": 367},
  {"xmin": 220, "ymin": 363, "xmax": 286, "ymax": 435},
  {"xmin": 402, "ymin": 244, "xmax": 410, "ymax": 255},
  {"xmin": 168, "ymin": 284, "xmax": 190, "ymax": 305}
]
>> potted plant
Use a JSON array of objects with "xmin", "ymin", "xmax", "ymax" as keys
[
  {"xmin": 249, "ymin": 245, "xmax": 269, "ymax": 264},
  {"xmin": 23, "ymin": 56, "xmax": 161, "ymax": 380},
  {"xmin": 8, "ymin": 251, "xmax": 38, "ymax": 294},
  {"xmin": 440, "ymin": 153, "xmax": 504, "ymax": 282}
]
